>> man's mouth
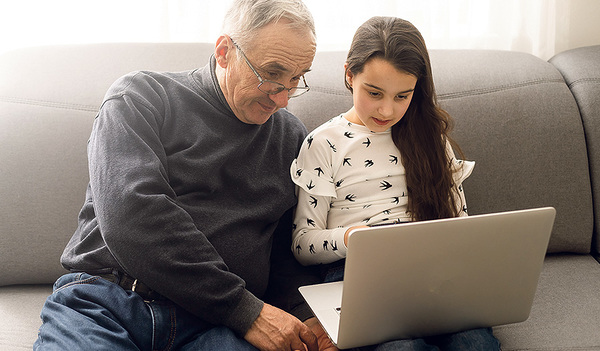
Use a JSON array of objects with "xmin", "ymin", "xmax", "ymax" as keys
[{"xmin": 258, "ymin": 101, "xmax": 277, "ymax": 114}]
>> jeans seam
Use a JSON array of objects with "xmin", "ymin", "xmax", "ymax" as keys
[
  {"xmin": 150, "ymin": 304, "xmax": 177, "ymax": 351},
  {"xmin": 165, "ymin": 305, "xmax": 177, "ymax": 351},
  {"xmin": 53, "ymin": 274, "xmax": 102, "ymax": 295}
]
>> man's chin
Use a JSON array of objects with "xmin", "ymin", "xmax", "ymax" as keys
[{"xmin": 239, "ymin": 112, "xmax": 275, "ymax": 125}]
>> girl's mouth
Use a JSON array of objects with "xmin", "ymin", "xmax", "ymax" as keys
[{"xmin": 373, "ymin": 117, "xmax": 391, "ymax": 126}]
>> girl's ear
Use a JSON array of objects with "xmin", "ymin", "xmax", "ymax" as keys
[
  {"xmin": 215, "ymin": 35, "xmax": 232, "ymax": 68},
  {"xmin": 344, "ymin": 62, "xmax": 354, "ymax": 87}
]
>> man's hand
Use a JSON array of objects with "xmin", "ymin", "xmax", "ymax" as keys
[
  {"xmin": 304, "ymin": 317, "xmax": 339, "ymax": 351},
  {"xmin": 244, "ymin": 303, "xmax": 318, "ymax": 351}
]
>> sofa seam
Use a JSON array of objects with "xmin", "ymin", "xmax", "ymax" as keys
[
  {"xmin": 0, "ymin": 95, "xmax": 98, "ymax": 112},
  {"xmin": 308, "ymin": 78, "xmax": 567, "ymax": 100},
  {"xmin": 438, "ymin": 78, "xmax": 566, "ymax": 100},
  {"xmin": 568, "ymin": 77, "xmax": 600, "ymax": 89},
  {"xmin": 308, "ymin": 86, "xmax": 350, "ymax": 96}
]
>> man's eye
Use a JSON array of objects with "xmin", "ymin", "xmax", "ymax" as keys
[{"xmin": 265, "ymin": 72, "xmax": 280, "ymax": 80}]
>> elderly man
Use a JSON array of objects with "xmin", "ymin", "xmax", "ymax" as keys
[{"xmin": 34, "ymin": 1, "xmax": 336, "ymax": 350}]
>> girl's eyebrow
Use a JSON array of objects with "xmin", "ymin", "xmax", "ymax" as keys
[{"xmin": 364, "ymin": 82, "xmax": 415, "ymax": 94}]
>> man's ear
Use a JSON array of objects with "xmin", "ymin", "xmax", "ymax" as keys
[{"xmin": 215, "ymin": 35, "xmax": 232, "ymax": 68}]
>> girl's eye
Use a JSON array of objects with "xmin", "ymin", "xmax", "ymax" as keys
[
  {"xmin": 397, "ymin": 95, "xmax": 408, "ymax": 100},
  {"xmin": 368, "ymin": 91, "xmax": 381, "ymax": 97}
]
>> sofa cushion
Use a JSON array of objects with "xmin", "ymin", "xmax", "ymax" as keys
[
  {"xmin": 493, "ymin": 254, "xmax": 600, "ymax": 350},
  {"xmin": 0, "ymin": 285, "xmax": 52, "ymax": 350},
  {"xmin": 550, "ymin": 45, "xmax": 600, "ymax": 255},
  {"xmin": 289, "ymin": 49, "xmax": 593, "ymax": 254}
]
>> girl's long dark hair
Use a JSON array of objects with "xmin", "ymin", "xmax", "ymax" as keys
[{"xmin": 345, "ymin": 16, "xmax": 463, "ymax": 221}]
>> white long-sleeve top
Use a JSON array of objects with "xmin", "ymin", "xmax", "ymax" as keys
[{"xmin": 290, "ymin": 115, "xmax": 474, "ymax": 266}]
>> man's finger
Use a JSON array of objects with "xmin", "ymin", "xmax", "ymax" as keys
[{"xmin": 298, "ymin": 325, "xmax": 318, "ymax": 351}]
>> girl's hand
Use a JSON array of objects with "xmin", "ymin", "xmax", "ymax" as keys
[{"xmin": 344, "ymin": 226, "xmax": 368, "ymax": 245}]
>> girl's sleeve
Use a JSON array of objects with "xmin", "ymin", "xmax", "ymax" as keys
[
  {"xmin": 289, "ymin": 133, "xmax": 348, "ymax": 266},
  {"xmin": 447, "ymin": 141, "xmax": 475, "ymax": 217}
]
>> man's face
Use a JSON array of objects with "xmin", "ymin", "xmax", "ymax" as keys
[{"xmin": 218, "ymin": 20, "xmax": 316, "ymax": 125}]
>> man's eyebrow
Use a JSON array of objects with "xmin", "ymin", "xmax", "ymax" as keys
[
  {"xmin": 364, "ymin": 82, "xmax": 414, "ymax": 94},
  {"xmin": 263, "ymin": 62, "xmax": 312, "ymax": 75}
]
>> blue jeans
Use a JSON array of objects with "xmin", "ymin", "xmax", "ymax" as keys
[
  {"xmin": 34, "ymin": 273, "xmax": 258, "ymax": 351},
  {"xmin": 323, "ymin": 265, "xmax": 501, "ymax": 351}
]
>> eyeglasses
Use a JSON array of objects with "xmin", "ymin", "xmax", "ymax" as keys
[{"xmin": 232, "ymin": 40, "xmax": 310, "ymax": 98}]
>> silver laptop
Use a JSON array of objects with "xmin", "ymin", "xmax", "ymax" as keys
[{"xmin": 299, "ymin": 207, "xmax": 556, "ymax": 349}]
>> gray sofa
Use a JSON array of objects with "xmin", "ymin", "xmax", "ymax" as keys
[{"xmin": 1, "ymin": 42, "xmax": 599, "ymax": 350}]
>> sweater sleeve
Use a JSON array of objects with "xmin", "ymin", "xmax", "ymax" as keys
[{"xmin": 88, "ymin": 75, "xmax": 262, "ymax": 335}]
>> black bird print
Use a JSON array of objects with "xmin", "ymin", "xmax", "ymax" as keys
[
  {"xmin": 314, "ymin": 167, "xmax": 324, "ymax": 177},
  {"xmin": 309, "ymin": 244, "xmax": 316, "ymax": 254},
  {"xmin": 344, "ymin": 131, "xmax": 355, "ymax": 138},
  {"xmin": 323, "ymin": 240, "xmax": 329, "ymax": 250},
  {"xmin": 345, "ymin": 194, "xmax": 357, "ymax": 202},
  {"xmin": 309, "ymin": 196, "xmax": 318, "ymax": 208},
  {"xmin": 343, "ymin": 158, "xmax": 352, "ymax": 166},
  {"xmin": 365, "ymin": 160, "xmax": 374, "ymax": 167},
  {"xmin": 296, "ymin": 244, "xmax": 302, "ymax": 254},
  {"xmin": 331, "ymin": 240, "xmax": 338, "ymax": 251},
  {"xmin": 392, "ymin": 197, "xmax": 400, "ymax": 204},
  {"xmin": 307, "ymin": 218, "xmax": 316, "ymax": 226},
  {"xmin": 363, "ymin": 138, "xmax": 372, "ymax": 148},
  {"xmin": 327, "ymin": 139, "xmax": 337, "ymax": 152},
  {"xmin": 307, "ymin": 180, "xmax": 315, "ymax": 190},
  {"xmin": 335, "ymin": 179, "xmax": 344, "ymax": 187},
  {"xmin": 389, "ymin": 155, "xmax": 398, "ymax": 164},
  {"xmin": 307, "ymin": 135, "xmax": 314, "ymax": 149},
  {"xmin": 296, "ymin": 169, "xmax": 303, "ymax": 177},
  {"xmin": 380, "ymin": 180, "xmax": 392, "ymax": 190}
]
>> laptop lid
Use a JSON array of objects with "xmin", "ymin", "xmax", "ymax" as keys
[{"xmin": 300, "ymin": 207, "xmax": 556, "ymax": 349}]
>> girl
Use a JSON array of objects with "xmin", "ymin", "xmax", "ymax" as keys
[{"xmin": 290, "ymin": 17, "xmax": 500, "ymax": 350}]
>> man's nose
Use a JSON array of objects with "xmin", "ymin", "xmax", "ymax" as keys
[{"xmin": 269, "ymin": 90, "xmax": 289, "ymax": 109}]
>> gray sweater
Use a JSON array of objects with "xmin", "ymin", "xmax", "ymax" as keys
[{"xmin": 61, "ymin": 56, "xmax": 314, "ymax": 335}]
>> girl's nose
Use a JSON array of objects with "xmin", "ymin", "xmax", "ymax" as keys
[{"xmin": 378, "ymin": 101, "xmax": 394, "ymax": 117}]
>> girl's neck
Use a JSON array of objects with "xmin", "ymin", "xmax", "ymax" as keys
[{"xmin": 343, "ymin": 107, "xmax": 362, "ymax": 125}]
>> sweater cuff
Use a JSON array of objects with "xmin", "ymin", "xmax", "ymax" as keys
[
  {"xmin": 222, "ymin": 290, "xmax": 264, "ymax": 336},
  {"xmin": 290, "ymin": 300, "xmax": 315, "ymax": 322}
]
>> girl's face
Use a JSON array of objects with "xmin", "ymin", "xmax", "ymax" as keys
[{"xmin": 345, "ymin": 57, "xmax": 417, "ymax": 132}]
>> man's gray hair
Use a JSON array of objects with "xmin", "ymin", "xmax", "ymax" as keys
[{"xmin": 222, "ymin": 0, "xmax": 316, "ymax": 48}]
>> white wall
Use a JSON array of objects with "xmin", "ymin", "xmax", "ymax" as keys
[{"xmin": 555, "ymin": 0, "xmax": 600, "ymax": 54}]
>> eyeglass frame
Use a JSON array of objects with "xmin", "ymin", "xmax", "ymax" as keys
[{"xmin": 231, "ymin": 39, "xmax": 310, "ymax": 99}]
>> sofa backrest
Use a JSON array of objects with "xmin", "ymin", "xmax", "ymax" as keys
[
  {"xmin": 0, "ymin": 43, "xmax": 216, "ymax": 286},
  {"xmin": 550, "ymin": 45, "xmax": 600, "ymax": 255},
  {"xmin": 0, "ymin": 43, "xmax": 595, "ymax": 286}
]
